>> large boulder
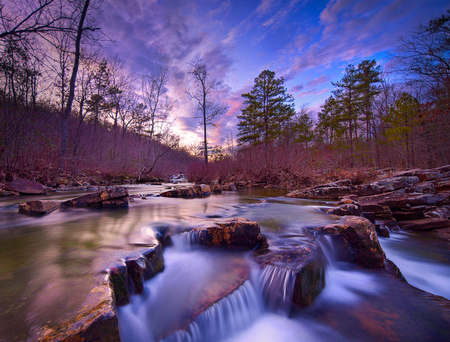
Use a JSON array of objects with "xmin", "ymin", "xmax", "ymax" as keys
[
  {"xmin": 18, "ymin": 200, "xmax": 61, "ymax": 214},
  {"xmin": 312, "ymin": 216, "xmax": 386, "ymax": 268},
  {"xmin": 192, "ymin": 217, "xmax": 262, "ymax": 249},
  {"xmin": 64, "ymin": 187, "xmax": 129, "ymax": 207},
  {"xmin": 254, "ymin": 239, "xmax": 325, "ymax": 307},
  {"xmin": 5, "ymin": 178, "xmax": 47, "ymax": 195}
]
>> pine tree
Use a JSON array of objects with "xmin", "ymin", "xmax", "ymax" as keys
[
  {"xmin": 332, "ymin": 64, "xmax": 360, "ymax": 167},
  {"xmin": 237, "ymin": 70, "xmax": 294, "ymax": 145}
]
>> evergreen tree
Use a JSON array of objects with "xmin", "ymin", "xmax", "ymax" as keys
[
  {"xmin": 332, "ymin": 64, "xmax": 360, "ymax": 167},
  {"xmin": 294, "ymin": 110, "xmax": 314, "ymax": 149},
  {"xmin": 237, "ymin": 70, "xmax": 294, "ymax": 145}
]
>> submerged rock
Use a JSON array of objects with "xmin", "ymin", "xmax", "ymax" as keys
[
  {"xmin": 5, "ymin": 178, "xmax": 47, "ymax": 195},
  {"xmin": 18, "ymin": 200, "xmax": 61, "ymax": 214}
]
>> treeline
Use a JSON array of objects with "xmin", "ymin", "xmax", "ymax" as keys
[
  {"xmin": 233, "ymin": 10, "xmax": 450, "ymax": 173},
  {"xmin": 188, "ymin": 10, "xmax": 450, "ymax": 187},
  {"xmin": 0, "ymin": 0, "xmax": 191, "ymax": 182}
]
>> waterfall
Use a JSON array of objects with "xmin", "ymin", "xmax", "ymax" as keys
[
  {"xmin": 257, "ymin": 265, "xmax": 296, "ymax": 316},
  {"xmin": 162, "ymin": 280, "xmax": 263, "ymax": 342},
  {"xmin": 316, "ymin": 235, "xmax": 337, "ymax": 266},
  {"xmin": 170, "ymin": 231, "xmax": 201, "ymax": 250}
]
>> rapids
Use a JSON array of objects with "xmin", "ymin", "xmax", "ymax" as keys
[{"xmin": 1, "ymin": 185, "xmax": 450, "ymax": 341}]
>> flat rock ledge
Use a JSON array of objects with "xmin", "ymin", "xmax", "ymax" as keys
[
  {"xmin": 287, "ymin": 166, "xmax": 450, "ymax": 239},
  {"xmin": 5, "ymin": 178, "xmax": 47, "ymax": 195},
  {"xmin": 18, "ymin": 200, "xmax": 61, "ymax": 214},
  {"xmin": 63, "ymin": 187, "xmax": 130, "ymax": 208}
]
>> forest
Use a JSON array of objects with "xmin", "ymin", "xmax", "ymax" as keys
[{"xmin": 1, "ymin": 1, "xmax": 449, "ymax": 188}]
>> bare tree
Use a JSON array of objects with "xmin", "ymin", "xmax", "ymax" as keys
[
  {"xmin": 187, "ymin": 57, "xmax": 228, "ymax": 163},
  {"xmin": 141, "ymin": 66, "xmax": 172, "ymax": 140}
]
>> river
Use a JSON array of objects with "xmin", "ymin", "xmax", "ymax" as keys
[{"xmin": 1, "ymin": 185, "xmax": 450, "ymax": 341}]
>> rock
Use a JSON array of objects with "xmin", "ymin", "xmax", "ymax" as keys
[
  {"xmin": 236, "ymin": 180, "xmax": 252, "ymax": 189},
  {"xmin": 64, "ymin": 187, "xmax": 128, "ymax": 207},
  {"xmin": 312, "ymin": 216, "xmax": 386, "ymax": 268},
  {"xmin": 287, "ymin": 186, "xmax": 352, "ymax": 199},
  {"xmin": 375, "ymin": 224, "xmax": 391, "ymax": 238},
  {"xmin": 355, "ymin": 184, "xmax": 383, "ymax": 196},
  {"xmin": 392, "ymin": 209, "xmax": 425, "ymax": 221},
  {"xmin": 372, "ymin": 176, "xmax": 419, "ymax": 192},
  {"xmin": 221, "ymin": 183, "xmax": 237, "ymax": 191},
  {"xmin": 417, "ymin": 171, "xmax": 442, "ymax": 181},
  {"xmin": 195, "ymin": 184, "xmax": 212, "ymax": 197},
  {"xmin": 398, "ymin": 218, "xmax": 450, "ymax": 231},
  {"xmin": 18, "ymin": 200, "xmax": 61, "ymax": 214},
  {"xmin": 326, "ymin": 203, "xmax": 362, "ymax": 216},
  {"xmin": 254, "ymin": 240, "xmax": 325, "ymax": 307},
  {"xmin": 102, "ymin": 197, "xmax": 129, "ymax": 208},
  {"xmin": 1, "ymin": 189, "xmax": 19, "ymax": 197},
  {"xmin": 39, "ymin": 281, "xmax": 120, "ymax": 342},
  {"xmin": 193, "ymin": 217, "xmax": 262, "ymax": 249},
  {"xmin": 110, "ymin": 244, "xmax": 164, "ymax": 306},
  {"xmin": 210, "ymin": 184, "xmax": 222, "ymax": 194},
  {"xmin": 160, "ymin": 185, "xmax": 212, "ymax": 199},
  {"xmin": 5, "ymin": 178, "xmax": 47, "ymax": 195},
  {"xmin": 413, "ymin": 182, "xmax": 435, "ymax": 193}
]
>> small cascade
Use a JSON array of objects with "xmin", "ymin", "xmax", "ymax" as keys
[
  {"xmin": 170, "ymin": 231, "xmax": 202, "ymax": 251},
  {"xmin": 316, "ymin": 235, "xmax": 338, "ymax": 267},
  {"xmin": 257, "ymin": 265, "xmax": 296, "ymax": 316},
  {"xmin": 162, "ymin": 280, "xmax": 263, "ymax": 342}
]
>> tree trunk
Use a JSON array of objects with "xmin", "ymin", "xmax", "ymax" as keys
[{"xmin": 60, "ymin": 0, "xmax": 91, "ymax": 159}]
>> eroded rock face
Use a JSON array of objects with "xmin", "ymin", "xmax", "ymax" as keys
[
  {"xmin": 193, "ymin": 217, "xmax": 262, "ymax": 249},
  {"xmin": 18, "ymin": 200, "xmax": 61, "ymax": 214},
  {"xmin": 110, "ymin": 244, "xmax": 164, "ymax": 306},
  {"xmin": 254, "ymin": 239, "xmax": 325, "ymax": 307},
  {"xmin": 63, "ymin": 187, "xmax": 129, "ymax": 207},
  {"xmin": 5, "ymin": 178, "xmax": 47, "ymax": 195},
  {"xmin": 312, "ymin": 216, "xmax": 386, "ymax": 268}
]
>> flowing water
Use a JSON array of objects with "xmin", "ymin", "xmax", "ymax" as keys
[{"xmin": 1, "ymin": 185, "xmax": 450, "ymax": 341}]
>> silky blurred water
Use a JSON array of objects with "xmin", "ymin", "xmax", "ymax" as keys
[{"xmin": 2, "ymin": 185, "xmax": 450, "ymax": 342}]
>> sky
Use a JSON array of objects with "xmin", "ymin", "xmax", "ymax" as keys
[{"xmin": 97, "ymin": 0, "xmax": 450, "ymax": 147}]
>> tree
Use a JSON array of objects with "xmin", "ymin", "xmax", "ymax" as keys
[
  {"xmin": 356, "ymin": 60, "xmax": 381, "ymax": 146},
  {"xmin": 383, "ymin": 92, "xmax": 421, "ymax": 169},
  {"xmin": 294, "ymin": 107, "xmax": 314, "ymax": 150},
  {"xmin": 332, "ymin": 64, "xmax": 360, "ymax": 167},
  {"xmin": 392, "ymin": 10, "xmax": 450, "ymax": 99},
  {"xmin": 60, "ymin": 0, "xmax": 96, "ymax": 158},
  {"xmin": 237, "ymin": 70, "xmax": 294, "ymax": 146},
  {"xmin": 187, "ymin": 58, "xmax": 227, "ymax": 164},
  {"xmin": 141, "ymin": 66, "xmax": 173, "ymax": 140}
]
